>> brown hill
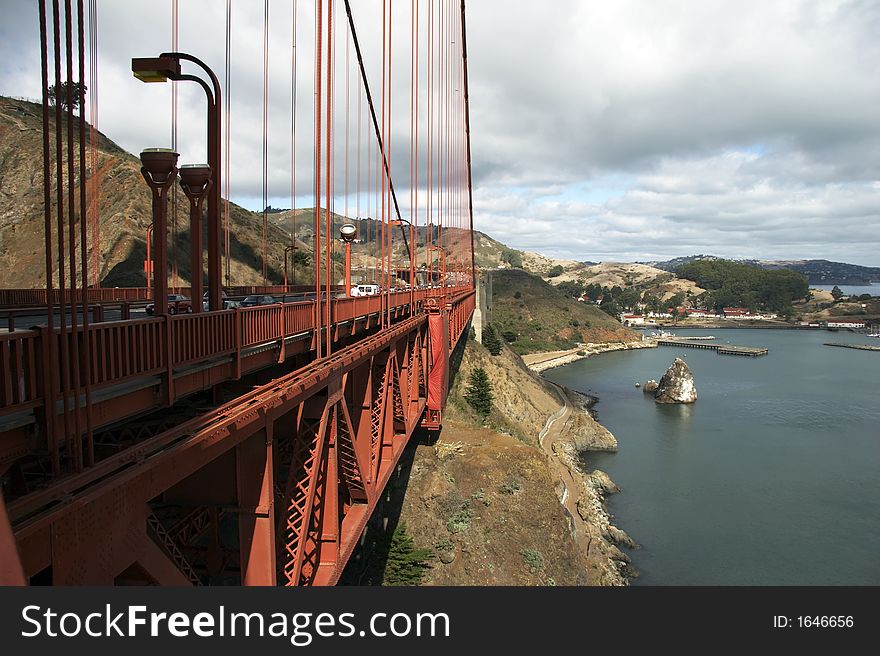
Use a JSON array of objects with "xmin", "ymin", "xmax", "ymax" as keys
[{"xmin": 0, "ymin": 96, "xmax": 315, "ymax": 288}]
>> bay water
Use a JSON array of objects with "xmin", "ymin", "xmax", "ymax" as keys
[{"xmin": 544, "ymin": 328, "xmax": 880, "ymax": 585}]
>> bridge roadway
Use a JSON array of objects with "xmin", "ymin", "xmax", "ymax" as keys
[
  {"xmin": 0, "ymin": 287, "xmax": 475, "ymax": 585},
  {"xmin": 0, "ymin": 288, "xmax": 444, "ymax": 439}
]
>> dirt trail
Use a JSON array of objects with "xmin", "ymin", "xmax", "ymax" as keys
[{"xmin": 538, "ymin": 381, "xmax": 589, "ymax": 545}]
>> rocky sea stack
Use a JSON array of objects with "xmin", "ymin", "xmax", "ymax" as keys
[{"xmin": 653, "ymin": 358, "xmax": 697, "ymax": 404}]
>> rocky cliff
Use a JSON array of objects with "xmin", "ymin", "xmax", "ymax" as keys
[{"xmin": 368, "ymin": 336, "xmax": 636, "ymax": 585}]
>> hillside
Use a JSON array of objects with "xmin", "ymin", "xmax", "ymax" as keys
[
  {"xmin": 0, "ymin": 96, "xmax": 320, "ymax": 288},
  {"xmin": 553, "ymin": 261, "xmax": 705, "ymax": 302},
  {"xmin": 491, "ymin": 268, "xmax": 635, "ymax": 354},
  {"xmin": 346, "ymin": 336, "xmax": 635, "ymax": 586},
  {"xmin": 645, "ymin": 254, "xmax": 880, "ymax": 285}
]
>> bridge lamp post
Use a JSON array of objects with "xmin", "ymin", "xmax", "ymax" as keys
[
  {"xmin": 339, "ymin": 224, "xmax": 357, "ymax": 297},
  {"xmin": 131, "ymin": 52, "xmax": 223, "ymax": 312},
  {"xmin": 179, "ymin": 165, "xmax": 212, "ymax": 313},
  {"xmin": 283, "ymin": 244, "xmax": 296, "ymax": 289},
  {"xmin": 140, "ymin": 148, "xmax": 179, "ymax": 316},
  {"xmin": 145, "ymin": 223, "xmax": 154, "ymax": 293}
]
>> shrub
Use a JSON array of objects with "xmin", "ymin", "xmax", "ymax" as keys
[
  {"xmin": 513, "ymin": 291, "xmax": 522, "ymax": 299},
  {"xmin": 447, "ymin": 504, "xmax": 474, "ymax": 534},
  {"xmin": 499, "ymin": 479, "xmax": 523, "ymax": 495},
  {"xmin": 521, "ymin": 548, "xmax": 545, "ymax": 571},
  {"xmin": 502, "ymin": 330, "xmax": 517, "ymax": 343},
  {"xmin": 547, "ymin": 265, "xmax": 564, "ymax": 278}
]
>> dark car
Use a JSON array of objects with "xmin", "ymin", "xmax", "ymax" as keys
[
  {"xmin": 202, "ymin": 290, "xmax": 240, "ymax": 311},
  {"xmin": 240, "ymin": 294, "xmax": 278, "ymax": 307},
  {"xmin": 145, "ymin": 294, "xmax": 192, "ymax": 315}
]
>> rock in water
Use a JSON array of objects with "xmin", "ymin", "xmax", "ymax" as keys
[
  {"xmin": 654, "ymin": 358, "xmax": 697, "ymax": 404},
  {"xmin": 643, "ymin": 379, "xmax": 659, "ymax": 394}
]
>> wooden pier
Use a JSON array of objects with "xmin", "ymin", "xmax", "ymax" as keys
[
  {"xmin": 824, "ymin": 342, "xmax": 880, "ymax": 352},
  {"xmin": 656, "ymin": 339, "xmax": 769, "ymax": 357}
]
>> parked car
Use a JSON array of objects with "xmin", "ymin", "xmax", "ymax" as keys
[
  {"xmin": 240, "ymin": 294, "xmax": 278, "ymax": 307},
  {"xmin": 145, "ymin": 294, "xmax": 192, "ymax": 315}
]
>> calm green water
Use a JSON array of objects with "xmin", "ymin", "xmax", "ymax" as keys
[{"xmin": 544, "ymin": 329, "xmax": 880, "ymax": 585}]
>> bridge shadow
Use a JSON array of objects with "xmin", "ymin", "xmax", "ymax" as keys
[
  {"xmin": 339, "ymin": 322, "xmax": 471, "ymax": 586},
  {"xmin": 337, "ymin": 428, "xmax": 425, "ymax": 585}
]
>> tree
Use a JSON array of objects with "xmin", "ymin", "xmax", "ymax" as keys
[
  {"xmin": 482, "ymin": 324, "xmax": 502, "ymax": 355},
  {"xmin": 48, "ymin": 81, "xmax": 87, "ymax": 112},
  {"xmin": 464, "ymin": 367, "xmax": 493, "ymax": 417},
  {"xmin": 501, "ymin": 248, "xmax": 522, "ymax": 269},
  {"xmin": 547, "ymin": 265, "xmax": 564, "ymax": 278},
  {"xmin": 383, "ymin": 523, "xmax": 434, "ymax": 586},
  {"xmin": 831, "ymin": 285, "xmax": 843, "ymax": 300},
  {"xmin": 556, "ymin": 280, "xmax": 583, "ymax": 298}
]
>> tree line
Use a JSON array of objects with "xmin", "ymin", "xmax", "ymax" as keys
[{"xmin": 676, "ymin": 259, "xmax": 809, "ymax": 313}]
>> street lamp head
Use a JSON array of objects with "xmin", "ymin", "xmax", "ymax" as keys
[
  {"xmin": 132, "ymin": 56, "xmax": 181, "ymax": 83},
  {"xmin": 179, "ymin": 164, "xmax": 212, "ymax": 197},
  {"xmin": 339, "ymin": 223, "xmax": 357, "ymax": 242},
  {"xmin": 140, "ymin": 148, "xmax": 179, "ymax": 184}
]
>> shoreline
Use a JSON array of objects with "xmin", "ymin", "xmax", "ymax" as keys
[
  {"xmin": 524, "ymin": 339, "xmax": 657, "ymax": 373},
  {"xmin": 529, "ymin": 355, "xmax": 639, "ymax": 584}
]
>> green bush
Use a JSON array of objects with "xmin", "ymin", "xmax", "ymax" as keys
[
  {"xmin": 447, "ymin": 504, "xmax": 474, "ymax": 534},
  {"xmin": 521, "ymin": 548, "xmax": 545, "ymax": 571},
  {"xmin": 547, "ymin": 265, "xmax": 564, "ymax": 278},
  {"xmin": 502, "ymin": 330, "xmax": 517, "ymax": 343}
]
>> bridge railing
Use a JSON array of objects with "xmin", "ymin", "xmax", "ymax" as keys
[
  {"xmin": 80, "ymin": 317, "xmax": 166, "ymax": 388},
  {"xmin": 0, "ymin": 330, "xmax": 41, "ymax": 416},
  {"xmin": 171, "ymin": 311, "xmax": 237, "ymax": 366},
  {"xmin": 0, "ymin": 287, "xmax": 471, "ymax": 419}
]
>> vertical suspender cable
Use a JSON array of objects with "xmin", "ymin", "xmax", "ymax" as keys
[
  {"xmin": 64, "ymin": 0, "xmax": 84, "ymax": 470},
  {"xmin": 77, "ymin": 0, "xmax": 95, "ymax": 467},
  {"xmin": 262, "ymin": 0, "xmax": 269, "ymax": 286},
  {"xmin": 314, "ymin": 0, "xmax": 323, "ymax": 358},
  {"xmin": 459, "ymin": 0, "xmax": 475, "ymax": 286},
  {"xmin": 87, "ymin": 0, "xmax": 99, "ymax": 287},
  {"xmin": 38, "ymin": 0, "xmax": 60, "ymax": 475},
  {"xmin": 53, "ymin": 0, "xmax": 73, "ymax": 466},
  {"xmin": 171, "ymin": 0, "xmax": 178, "ymax": 290},
  {"xmin": 291, "ymin": 0, "xmax": 298, "ymax": 286},
  {"xmin": 224, "ymin": 0, "xmax": 232, "ymax": 286},
  {"xmin": 325, "ymin": 0, "xmax": 333, "ymax": 350}
]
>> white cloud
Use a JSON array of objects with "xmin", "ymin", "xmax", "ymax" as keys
[{"xmin": 1, "ymin": 0, "xmax": 879, "ymax": 265}]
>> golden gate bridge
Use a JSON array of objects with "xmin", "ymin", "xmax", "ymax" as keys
[{"xmin": 0, "ymin": 0, "xmax": 476, "ymax": 586}]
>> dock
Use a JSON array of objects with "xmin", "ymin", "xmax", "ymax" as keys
[
  {"xmin": 823, "ymin": 342, "xmax": 880, "ymax": 352},
  {"xmin": 656, "ymin": 339, "xmax": 769, "ymax": 357}
]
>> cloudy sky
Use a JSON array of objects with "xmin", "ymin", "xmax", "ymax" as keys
[{"xmin": 2, "ymin": 0, "xmax": 880, "ymax": 266}]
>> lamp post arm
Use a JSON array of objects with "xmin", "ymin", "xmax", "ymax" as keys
[
  {"xmin": 160, "ymin": 51, "xmax": 221, "ymax": 103},
  {"xmin": 160, "ymin": 51, "xmax": 223, "ymax": 311},
  {"xmin": 175, "ymin": 73, "xmax": 214, "ymax": 108}
]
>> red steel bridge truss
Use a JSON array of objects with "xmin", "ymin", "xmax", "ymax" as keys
[{"xmin": 0, "ymin": 0, "xmax": 477, "ymax": 585}]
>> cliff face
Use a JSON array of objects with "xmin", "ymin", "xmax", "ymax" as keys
[{"xmin": 384, "ymin": 336, "xmax": 634, "ymax": 586}]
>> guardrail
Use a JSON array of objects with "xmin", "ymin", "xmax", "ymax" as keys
[
  {"xmin": 0, "ymin": 285, "xmax": 341, "ymax": 307},
  {"xmin": 0, "ymin": 288, "xmax": 473, "ymax": 420},
  {"xmin": 0, "ymin": 330, "xmax": 41, "ymax": 414}
]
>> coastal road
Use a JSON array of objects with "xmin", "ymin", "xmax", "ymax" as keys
[{"xmin": 537, "ymin": 380, "xmax": 591, "ymax": 546}]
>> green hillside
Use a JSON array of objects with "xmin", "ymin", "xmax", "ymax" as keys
[{"xmin": 491, "ymin": 269, "xmax": 635, "ymax": 355}]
